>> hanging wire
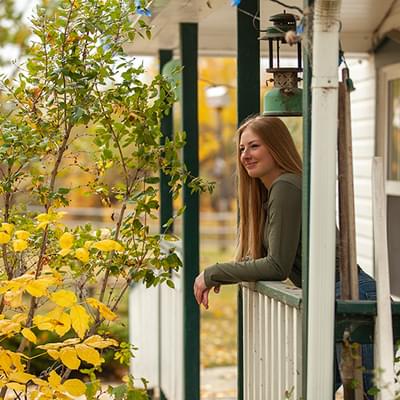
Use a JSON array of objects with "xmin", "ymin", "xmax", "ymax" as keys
[
  {"xmin": 237, "ymin": 0, "xmax": 303, "ymax": 33},
  {"xmin": 199, "ymin": 78, "xmax": 236, "ymax": 89},
  {"xmin": 269, "ymin": 0, "xmax": 303, "ymax": 15}
]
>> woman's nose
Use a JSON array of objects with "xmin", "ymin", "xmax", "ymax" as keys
[{"xmin": 241, "ymin": 148, "xmax": 250, "ymax": 158}]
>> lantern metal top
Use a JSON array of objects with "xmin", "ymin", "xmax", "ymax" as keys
[{"xmin": 260, "ymin": 11, "xmax": 297, "ymax": 41}]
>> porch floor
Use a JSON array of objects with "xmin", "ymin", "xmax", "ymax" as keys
[{"xmin": 201, "ymin": 366, "xmax": 237, "ymax": 399}]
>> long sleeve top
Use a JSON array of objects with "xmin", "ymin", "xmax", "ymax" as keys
[{"xmin": 204, "ymin": 173, "xmax": 303, "ymax": 288}]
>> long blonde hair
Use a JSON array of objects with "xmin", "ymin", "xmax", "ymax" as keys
[{"xmin": 236, "ymin": 116, "xmax": 302, "ymax": 261}]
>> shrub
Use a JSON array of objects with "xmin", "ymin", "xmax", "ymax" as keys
[{"xmin": 0, "ymin": 0, "xmax": 211, "ymax": 398}]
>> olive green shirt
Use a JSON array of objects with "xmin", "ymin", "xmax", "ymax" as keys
[{"xmin": 204, "ymin": 173, "xmax": 303, "ymax": 288}]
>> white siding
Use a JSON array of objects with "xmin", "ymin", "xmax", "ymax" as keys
[{"xmin": 348, "ymin": 55, "xmax": 376, "ymax": 276}]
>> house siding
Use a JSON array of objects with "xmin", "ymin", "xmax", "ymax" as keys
[{"xmin": 348, "ymin": 55, "xmax": 376, "ymax": 276}]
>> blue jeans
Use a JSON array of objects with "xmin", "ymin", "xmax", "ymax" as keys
[{"xmin": 334, "ymin": 268, "xmax": 376, "ymax": 399}]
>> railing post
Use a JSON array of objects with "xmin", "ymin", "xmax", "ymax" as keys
[
  {"xmin": 180, "ymin": 22, "xmax": 200, "ymax": 400},
  {"xmin": 301, "ymin": 0, "xmax": 313, "ymax": 397},
  {"xmin": 237, "ymin": 0, "xmax": 260, "ymax": 398}
]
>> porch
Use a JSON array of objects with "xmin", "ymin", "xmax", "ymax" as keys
[{"xmin": 126, "ymin": 0, "xmax": 400, "ymax": 398}]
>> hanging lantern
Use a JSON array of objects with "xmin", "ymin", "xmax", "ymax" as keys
[{"xmin": 260, "ymin": 11, "xmax": 302, "ymax": 116}]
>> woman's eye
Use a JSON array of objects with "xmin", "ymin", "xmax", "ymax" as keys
[{"xmin": 250, "ymin": 144, "xmax": 259, "ymax": 149}]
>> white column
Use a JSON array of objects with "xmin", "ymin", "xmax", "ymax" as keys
[{"xmin": 307, "ymin": 1, "xmax": 342, "ymax": 398}]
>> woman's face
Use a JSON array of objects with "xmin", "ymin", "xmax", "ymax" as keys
[{"xmin": 239, "ymin": 127, "xmax": 279, "ymax": 180}]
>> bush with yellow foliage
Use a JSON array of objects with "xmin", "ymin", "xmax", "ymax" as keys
[{"xmin": 0, "ymin": 0, "xmax": 211, "ymax": 398}]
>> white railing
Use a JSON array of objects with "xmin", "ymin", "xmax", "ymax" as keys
[
  {"xmin": 242, "ymin": 281, "xmax": 303, "ymax": 400},
  {"xmin": 129, "ymin": 240, "xmax": 183, "ymax": 400}
]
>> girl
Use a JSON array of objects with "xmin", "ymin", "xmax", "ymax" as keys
[{"xmin": 193, "ymin": 115, "xmax": 376, "ymax": 398}]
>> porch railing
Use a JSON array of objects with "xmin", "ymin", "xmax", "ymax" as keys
[
  {"xmin": 129, "ymin": 240, "xmax": 183, "ymax": 400},
  {"xmin": 242, "ymin": 281, "xmax": 303, "ymax": 400}
]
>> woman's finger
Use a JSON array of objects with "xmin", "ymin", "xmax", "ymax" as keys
[{"xmin": 201, "ymin": 289, "xmax": 210, "ymax": 309}]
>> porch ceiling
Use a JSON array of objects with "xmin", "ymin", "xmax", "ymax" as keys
[{"xmin": 125, "ymin": 0, "xmax": 400, "ymax": 56}]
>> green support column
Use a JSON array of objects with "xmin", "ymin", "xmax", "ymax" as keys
[
  {"xmin": 159, "ymin": 49, "xmax": 174, "ymax": 234},
  {"xmin": 301, "ymin": 0, "xmax": 313, "ymax": 398},
  {"xmin": 180, "ymin": 23, "xmax": 200, "ymax": 400},
  {"xmin": 159, "ymin": 49, "xmax": 173, "ymax": 400},
  {"xmin": 237, "ymin": 1, "xmax": 260, "ymax": 399},
  {"xmin": 237, "ymin": 0, "xmax": 260, "ymax": 123}
]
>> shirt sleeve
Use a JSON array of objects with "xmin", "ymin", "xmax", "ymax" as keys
[{"xmin": 204, "ymin": 181, "xmax": 301, "ymax": 288}]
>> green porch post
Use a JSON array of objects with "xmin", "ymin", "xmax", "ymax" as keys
[
  {"xmin": 159, "ymin": 49, "xmax": 174, "ymax": 235},
  {"xmin": 159, "ymin": 49, "xmax": 173, "ymax": 400},
  {"xmin": 237, "ymin": 0, "xmax": 260, "ymax": 399},
  {"xmin": 180, "ymin": 22, "xmax": 200, "ymax": 400}
]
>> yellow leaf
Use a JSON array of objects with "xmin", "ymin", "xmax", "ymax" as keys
[
  {"xmin": 58, "ymin": 248, "xmax": 72, "ymax": 257},
  {"xmin": 0, "ymin": 232, "xmax": 11, "ymax": 244},
  {"xmin": 48, "ymin": 370, "xmax": 61, "ymax": 387},
  {"xmin": 92, "ymin": 239, "xmax": 124, "ymax": 252},
  {"xmin": 99, "ymin": 303, "xmax": 117, "ymax": 321},
  {"xmin": 59, "ymin": 232, "xmax": 74, "ymax": 250},
  {"xmin": 11, "ymin": 313, "xmax": 27, "ymax": 324},
  {"xmin": 8, "ymin": 371, "xmax": 35, "ymax": 383},
  {"xmin": 54, "ymin": 312, "xmax": 71, "ymax": 337},
  {"xmin": 36, "ymin": 212, "xmax": 65, "ymax": 228},
  {"xmin": 47, "ymin": 349, "xmax": 59, "ymax": 360},
  {"xmin": 62, "ymin": 379, "xmax": 86, "ymax": 396},
  {"xmin": 59, "ymin": 346, "xmax": 80, "ymax": 370},
  {"xmin": 75, "ymin": 344, "xmax": 102, "ymax": 366},
  {"xmin": 8, "ymin": 351, "xmax": 24, "ymax": 372},
  {"xmin": 36, "ymin": 213, "xmax": 51, "ymax": 223},
  {"xmin": 62, "ymin": 338, "xmax": 81, "ymax": 346},
  {"xmin": 75, "ymin": 247, "xmax": 89, "ymax": 263},
  {"xmin": 37, "ymin": 342, "xmax": 64, "ymax": 350},
  {"xmin": 21, "ymin": 328, "xmax": 37, "ymax": 344},
  {"xmin": 15, "ymin": 230, "xmax": 30, "ymax": 240},
  {"xmin": 50, "ymin": 290, "xmax": 77, "ymax": 308},
  {"xmin": 84, "ymin": 335, "xmax": 118, "ymax": 349},
  {"xmin": 4, "ymin": 289, "xmax": 23, "ymax": 308},
  {"xmin": 87, "ymin": 298, "xmax": 117, "ymax": 321},
  {"xmin": 25, "ymin": 280, "xmax": 48, "ymax": 297},
  {"xmin": 70, "ymin": 305, "xmax": 90, "ymax": 339},
  {"xmin": 31, "ymin": 377, "xmax": 48, "ymax": 386},
  {"xmin": 33, "ymin": 315, "xmax": 53, "ymax": 331},
  {"xmin": 1, "ymin": 223, "xmax": 14, "ymax": 234},
  {"xmin": 6, "ymin": 382, "xmax": 25, "ymax": 392},
  {"xmin": 84, "ymin": 240, "xmax": 94, "ymax": 249},
  {"xmin": 13, "ymin": 239, "xmax": 28, "ymax": 252},
  {"xmin": 56, "ymin": 211, "xmax": 67, "ymax": 220},
  {"xmin": 0, "ymin": 351, "xmax": 12, "ymax": 372},
  {"xmin": 0, "ymin": 320, "xmax": 21, "ymax": 335},
  {"xmin": 36, "ymin": 221, "xmax": 49, "ymax": 230}
]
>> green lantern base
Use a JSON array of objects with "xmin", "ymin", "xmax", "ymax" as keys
[{"xmin": 263, "ymin": 87, "xmax": 303, "ymax": 117}]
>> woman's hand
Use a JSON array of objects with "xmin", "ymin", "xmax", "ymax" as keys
[{"xmin": 194, "ymin": 271, "xmax": 220, "ymax": 309}]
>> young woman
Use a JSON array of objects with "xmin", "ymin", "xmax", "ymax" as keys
[{"xmin": 193, "ymin": 115, "xmax": 376, "ymax": 398}]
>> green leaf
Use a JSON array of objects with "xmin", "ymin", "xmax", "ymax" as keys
[
  {"xmin": 110, "ymin": 384, "xmax": 128, "ymax": 400},
  {"xmin": 166, "ymin": 279, "xmax": 175, "ymax": 289},
  {"xmin": 144, "ymin": 176, "xmax": 159, "ymax": 184}
]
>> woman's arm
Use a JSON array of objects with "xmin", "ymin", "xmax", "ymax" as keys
[{"xmin": 203, "ymin": 181, "xmax": 301, "ymax": 288}]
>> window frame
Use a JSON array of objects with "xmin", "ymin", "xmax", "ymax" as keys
[{"xmin": 379, "ymin": 63, "xmax": 400, "ymax": 196}]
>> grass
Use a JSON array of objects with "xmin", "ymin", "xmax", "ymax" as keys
[{"xmin": 200, "ymin": 245, "xmax": 238, "ymax": 368}]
